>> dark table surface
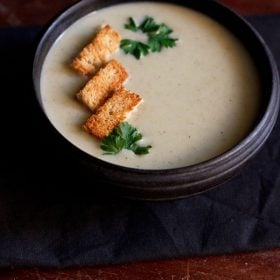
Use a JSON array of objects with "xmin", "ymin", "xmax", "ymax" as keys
[{"xmin": 1, "ymin": 0, "xmax": 280, "ymax": 279}]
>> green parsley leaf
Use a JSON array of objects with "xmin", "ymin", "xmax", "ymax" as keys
[
  {"xmin": 147, "ymin": 36, "xmax": 162, "ymax": 52},
  {"xmin": 101, "ymin": 122, "xmax": 152, "ymax": 155},
  {"xmin": 120, "ymin": 39, "xmax": 150, "ymax": 59},
  {"xmin": 115, "ymin": 122, "xmax": 142, "ymax": 148},
  {"xmin": 155, "ymin": 23, "xmax": 173, "ymax": 36},
  {"xmin": 100, "ymin": 134, "xmax": 125, "ymax": 155},
  {"xmin": 148, "ymin": 35, "xmax": 178, "ymax": 52},
  {"xmin": 148, "ymin": 23, "xmax": 177, "ymax": 52},
  {"xmin": 129, "ymin": 143, "xmax": 152, "ymax": 155},
  {"xmin": 139, "ymin": 16, "xmax": 159, "ymax": 33},
  {"xmin": 124, "ymin": 17, "xmax": 139, "ymax": 32}
]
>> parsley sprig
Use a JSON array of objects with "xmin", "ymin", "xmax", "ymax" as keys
[
  {"xmin": 101, "ymin": 122, "xmax": 152, "ymax": 155},
  {"xmin": 120, "ymin": 16, "xmax": 178, "ymax": 59}
]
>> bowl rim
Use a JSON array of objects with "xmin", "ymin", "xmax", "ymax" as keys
[{"xmin": 33, "ymin": 0, "xmax": 280, "ymax": 176}]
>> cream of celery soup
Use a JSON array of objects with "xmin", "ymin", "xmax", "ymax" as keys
[{"xmin": 40, "ymin": 2, "xmax": 261, "ymax": 169}]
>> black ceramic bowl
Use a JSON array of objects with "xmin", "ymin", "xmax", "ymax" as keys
[{"xmin": 33, "ymin": 0, "xmax": 279, "ymax": 200}]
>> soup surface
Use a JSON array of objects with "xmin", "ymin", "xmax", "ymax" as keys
[{"xmin": 40, "ymin": 2, "xmax": 261, "ymax": 169}]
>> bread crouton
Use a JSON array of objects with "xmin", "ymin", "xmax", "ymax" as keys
[
  {"xmin": 84, "ymin": 87, "xmax": 142, "ymax": 139},
  {"xmin": 71, "ymin": 25, "xmax": 121, "ymax": 76},
  {"xmin": 77, "ymin": 59, "xmax": 128, "ymax": 112}
]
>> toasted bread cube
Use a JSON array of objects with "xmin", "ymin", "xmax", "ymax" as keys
[
  {"xmin": 71, "ymin": 25, "xmax": 121, "ymax": 76},
  {"xmin": 84, "ymin": 88, "xmax": 142, "ymax": 139},
  {"xmin": 77, "ymin": 59, "xmax": 128, "ymax": 112}
]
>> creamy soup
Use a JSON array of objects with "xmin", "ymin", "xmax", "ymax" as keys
[{"xmin": 40, "ymin": 2, "xmax": 261, "ymax": 169}]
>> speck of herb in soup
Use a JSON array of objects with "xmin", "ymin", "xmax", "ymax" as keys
[{"xmin": 120, "ymin": 16, "xmax": 178, "ymax": 59}]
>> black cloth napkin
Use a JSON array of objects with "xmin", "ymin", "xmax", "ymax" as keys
[{"xmin": 0, "ymin": 15, "xmax": 280, "ymax": 267}]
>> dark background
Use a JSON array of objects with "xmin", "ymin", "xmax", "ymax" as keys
[{"xmin": 0, "ymin": 0, "xmax": 280, "ymax": 279}]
